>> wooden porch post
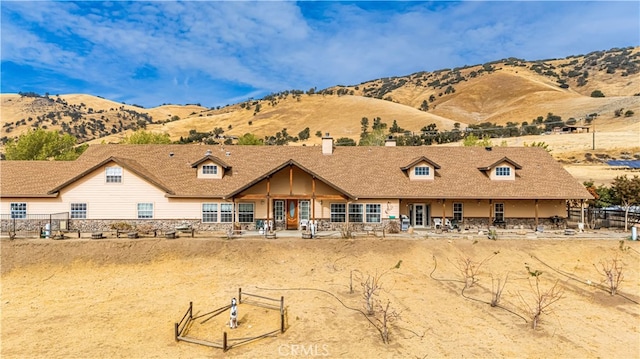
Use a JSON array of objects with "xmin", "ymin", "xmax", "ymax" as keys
[
  {"xmin": 312, "ymin": 177, "xmax": 316, "ymax": 221},
  {"xmin": 289, "ymin": 165, "xmax": 293, "ymax": 195},
  {"xmin": 580, "ymin": 199, "xmax": 585, "ymax": 225},
  {"xmin": 489, "ymin": 199, "xmax": 493, "ymax": 225},
  {"xmin": 535, "ymin": 199, "xmax": 539, "ymax": 227},
  {"xmin": 441, "ymin": 199, "xmax": 446, "ymax": 223},
  {"xmin": 266, "ymin": 178, "xmax": 271, "ymax": 226}
]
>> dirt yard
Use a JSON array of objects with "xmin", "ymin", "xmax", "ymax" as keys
[{"xmin": 1, "ymin": 235, "xmax": 639, "ymax": 358}]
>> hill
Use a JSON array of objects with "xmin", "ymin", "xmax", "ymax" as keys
[{"xmin": 1, "ymin": 46, "xmax": 639, "ymax": 165}]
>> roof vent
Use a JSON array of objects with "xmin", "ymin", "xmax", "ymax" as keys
[
  {"xmin": 485, "ymin": 147, "xmax": 492, "ymax": 151},
  {"xmin": 225, "ymin": 151, "xmax": 231, "ymax": 156},
  {"xmin": 205, "ymin": 149, "xmax": 212, "ymax": 156},
  {"xmin": 169, "ymin": 152, "xmax": 174, "ymax": 157}
]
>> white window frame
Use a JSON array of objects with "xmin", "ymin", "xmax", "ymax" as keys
[
  {"xmin": 299, "ymin": 200, "xmax": 310, "ymax": 221},
  {"xmin": 202, "ymin": 165, "xmax": 218, "ymax": 175},
  {"xmin": 238, "ymin": 203, "xmax": 254, "ymax": 223},
  {"xmin": 202, "ymin": 203, "xmax": 218, "ymax": 223},
  {"xmin": 415, "ymin": 166, "xmax": 430, "ymax": 176},
  {"xmin": 274, "ymin": 200, "xmax": 285, "ymax": 221},
  {"xmin": 349, "ymin": 204, "xmax": 363, "ymax": 223},
  {"xmin": 365, "ymin": 204, "xmax": 381, "ymax": 223},
  {"xmin": 495, "ymin": 166, "xmax": 511, "ymax": 177},
  {"xmin": 70, "ymin": 203, "xmax": 87, "ymax": 219},
  {"xmin": 494, "ymin": 203, "xmax": 505, "ymax": 222},
  {"xmin": 220, "ymin": 203, "xmax": 233, "ymax": 223},
  {"xmin": 137, "ymin": 203, "xmax": 154, "ymax": 219},
  {"xmin": 330, "ymin": 203, "xmax": 346, "ymax": 223},
  {"xmin": 10, "ymin": 202, "xmax": 26, "ymax": 219},
  {"xmin": 453, "ymin": 203, "xmax": 463, "ymax": 222},
  {"xmin": 106, "ymin": 166, "xmax": 123, "ymax": 183}
]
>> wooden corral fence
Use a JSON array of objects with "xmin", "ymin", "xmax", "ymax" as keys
[{"xmin": 174, "ymin": 288, "xmax": 285, "ymax": 352}]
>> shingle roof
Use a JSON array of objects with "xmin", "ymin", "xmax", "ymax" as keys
[{"xmin": 0, "ymin": 144, "xmax": 593, "ymax": 200}]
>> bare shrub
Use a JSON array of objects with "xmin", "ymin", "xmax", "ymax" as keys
[
  {"xmin": 340, "ymin": 223, "xmax": 354, "ymax": 239},
  {"xmin": 373, "ymin": 299, "xmax": 400, "ymax": 344},
  {"xmin": 518, "ymin": 273, "xmax": 563, "ymax": 329},
  {"xmin": 594, "ymin": 256, "xmax": 624, "ymax": 295},
  {"xmin": 385, "ymin": 220, "xmax": 400, "ymax": 234},
  {"xmin": 453, "ymin": 251, "xmax": 499, "ymax": 289},
  {"xmin": 491, "ymin": 272, "xmax": 509, "ymax": 307},
  {"xmin": 360, "ymin": 270, "xmax": 384, "ymax": 315}
]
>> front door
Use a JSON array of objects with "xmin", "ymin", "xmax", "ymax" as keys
[
  {"xmin": 286, "ymin": 199, "xmax": 298, "ymax": 230},
  {"xmin": 413, "ymin": 204, "xmax": 425, "ymax": 228}
]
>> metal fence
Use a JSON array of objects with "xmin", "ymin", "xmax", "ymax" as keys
[
  {"xmin": 568, "ymin": 208, "xmax": 639, "ymax": 229},
  {"xmin": 0, "ymin": 212, "xmax": 69, "ymax": 238}
]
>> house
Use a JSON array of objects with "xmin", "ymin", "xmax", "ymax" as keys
[{"xmin": 0, "ymin": 135, "xmax": 592, "ymax": 234}]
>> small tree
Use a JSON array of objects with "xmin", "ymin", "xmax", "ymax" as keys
[
  {"xmin": 518, "ymin": 269, "xmax": 563, "ymax": 329},
  {"xmin": 237, "ymin": 133, "xmax": 263, "ymax": 145},
  {"xmin": 491, "ymin": 273, "xmax": 509, "ymax": 307},
  {"xmin": 360, "ymin": 270, "xmax": 384, "ymax": 315},
  {"xmin": 590, "ymin": 90, "xmax": 605, "ymax": 98},
  {"xmin": 373, "ymin": 299, "xmax": 400, "ymax": 344},
  {"xmin": 610, "ymin": 175, "xmax": 640, "ymax": 231},
  {"xmin": 298, "ymin": 127, "xmax": 310, "ymax": 141},
  {"xmin": 594, "ymin": 256, "xmax": 624, "ymax": 295},
  {"xmin": 4, "ymin": 128, "xmax": 83, "ymax": 160}
]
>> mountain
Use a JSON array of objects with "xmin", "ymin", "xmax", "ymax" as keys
[{"xmin": 2, "ymin": 46, "xmax": 639, "ymax": 147}]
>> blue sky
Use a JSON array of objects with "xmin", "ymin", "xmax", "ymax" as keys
[{"xmin": 2, "ymin": 1, "xmax": 639, "ymax": 109}]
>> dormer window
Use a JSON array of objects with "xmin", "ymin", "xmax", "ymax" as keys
[
  {"xmin": 495, "ymin": 166, "xmax": 511, "ymax": 177},
  {"xmin": 415, "ymin": 166, "xmax": 430, "ymax": 176},
  {"xmin": 401, "ymin": 156, "xmax": 440, "ymax": 181},
  {"xmin": 202, "ymin": 165, "xmax": 218, "ymax": 175},
  {"xmin": 106, "ymin": 166, "xmax": 122, "ymax": 183},
  {"xmin": 478, "ymin": 157, "xmax": 520, "ymax": 181}
]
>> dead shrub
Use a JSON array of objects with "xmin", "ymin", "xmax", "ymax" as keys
[
  {"xmin": 594, "ymin": 256, "xmax": 624, "ymax": 296},
  {"xmin": 518, "ymin": 271, "xmax": 563, "ymax": 329}
]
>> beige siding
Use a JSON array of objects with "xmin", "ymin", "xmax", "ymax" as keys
[
  {"xmin": 489, "ymin": 162, "xmax": 516, "ymax": 181},
  {"xmin": 196, "ymin": 160, "xmax": 223, "ymax": 179},
  {"xmin": 408, "ymin": 162, "xmax": 435, "ymax": 181}
]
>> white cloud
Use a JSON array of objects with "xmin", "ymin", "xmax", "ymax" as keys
[{"xmin": 1, "ymin": 1, "xmax": 638, "ymax": 107}]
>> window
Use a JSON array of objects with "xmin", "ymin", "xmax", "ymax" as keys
[
  {"xmin": 106, "ymin": 166, "xmax": 122, "ymax": 183},
  {"xmin": 202, "ymin": 165, "xmax": 218, "ymax": 175},
  {"xmin": 71, "ymin": 203, "xmax": 87, "ymax": 219},
  {"xmin": 495, "ymin": 166, "xmax": 511, "ymax": 176},
  {"xmin": 300, "ymin": 201, "xmax": 310, "ymax": 221},
  {"xmin": 238, "ymin": 203, "xmax": 254, "ymax": 223},
  {"xmin": 202, "ymin": 203, "xmax": 218, "ymax": 223},
  {"xmin": 220, "ymin": 203, "xmax": 233, "ymax": 223},
  {"xmin": 366, "ymin": 204, "xmax": 381, "ymax": 223},
  {"xmin": 415, "ymin": 166, "xmax": 430, "ymax": 176},
  {"xmin": 494, "ymin": 203, "xmax": 505, "ymax": 222},
  {"xmin": 274, "ymin": 200, "xmax": 284, "ymax": 221},
  {"xmin": 453, "ymin": 203, "xmax": 463, "ymax": 221},
  {"xmin": 137, "ymin": 203, "xmax": 153, "ymax": 219},
  {"xmin": 349, "ymin": 204, "xmax": 363, "ymax": 223},
  {"xmin": 330, "ymin": 203, "xmax": 346, "ymax": 222},
  {"xmin": 10, "ymin": 203, "xmax": 26, "ymax": 219}
]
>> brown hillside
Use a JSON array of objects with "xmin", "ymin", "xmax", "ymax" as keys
[{"xmin": 2, "ymin": 46, "xmax": 638, "ymax": 156}]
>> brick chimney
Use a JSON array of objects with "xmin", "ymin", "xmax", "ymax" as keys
[{"xmin": 322, "ymin": 133, "xmax": 333, "ymax": 155}]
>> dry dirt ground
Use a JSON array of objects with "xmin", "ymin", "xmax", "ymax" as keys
[{"xmin": 2, "ymin": 234, "xmax": 639, "ymax": 358}]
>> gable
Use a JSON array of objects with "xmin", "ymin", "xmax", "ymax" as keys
[
  {"xmin": 478, "ymin": 157, "xmax": 521, "ymax": 181},
  {"xmin": 401, "ymin": 156, "xmax": 440, "ymax": 181}
]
